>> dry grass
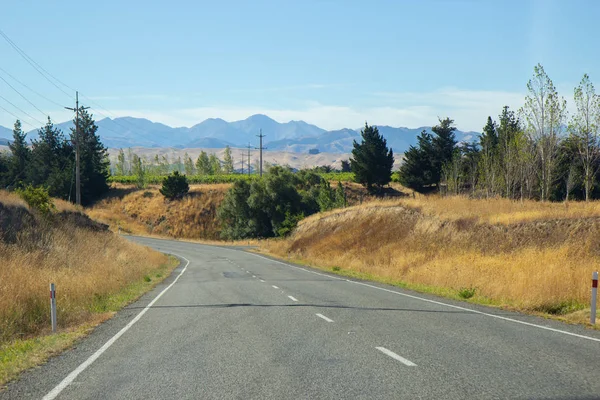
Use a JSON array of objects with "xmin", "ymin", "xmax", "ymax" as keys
[
  {"xmin": 262, "ymin": 195, "xmax": 600, "ymax": 324},
  {"xmin": 88, "ymin": 184, "xmax": 230, "ymax": 239},
  {"xmin": 0, "ymin": 191, "xmax": 170, "ymax": 344}
]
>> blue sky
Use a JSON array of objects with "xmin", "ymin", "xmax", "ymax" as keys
[{"xmin": 1, "ymin": 0, "xmax": 599, "ymax": 132}]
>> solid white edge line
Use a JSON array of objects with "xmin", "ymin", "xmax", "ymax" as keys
[
  {"xmin": 272, "ymin": 285, "xmax": 279, "ymax": 289},
  {"xmin": 288, "ymin": 296, "xmax": 299, "ymax": 302},
  {"xmin": 316, "ymin": 313, "xmax": 334, "ymax": 322},
  {"xmin": 247, "ymin": 252, "xmax": 600, "ymax": 343},
  {"xmin": 42, "ymin": 255, "xmax": 191, "ymax": 400},
  {"xmin": 376, "ymin": 346, "xmax": 417, "ymax": 366}
]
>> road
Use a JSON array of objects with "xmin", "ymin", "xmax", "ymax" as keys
[{"xmin": 3, "ymin": 236, "xmax": 600, "ymax": 399}]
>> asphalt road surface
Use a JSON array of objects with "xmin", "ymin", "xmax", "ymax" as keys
[{"xmin": 3, "ymin": 236, "xmax": 600, "ymax": 399}]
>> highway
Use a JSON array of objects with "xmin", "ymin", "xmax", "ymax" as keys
[{"xmin": 3, "ymin": 236, "xmax": 600, "ymax": 399}]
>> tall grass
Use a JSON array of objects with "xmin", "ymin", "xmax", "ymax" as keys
[
  {"xmin": 0, "ymin": 192, "xmax": 169, "ymax": 344},
  {"xmin": 263, "ymin": 196, "xmax": 600, "ymax": 320}
]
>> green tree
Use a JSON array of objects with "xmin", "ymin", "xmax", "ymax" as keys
[
  {"xmin": 350, "ymin": 122, "xmax": 394, "ymax": 194},
  {"xmin": 209, "ymin": 154, "xmax": 221, "ymax": 175},
  {"xmin": 131, "ymin": 154, "xmax": 146, "ymax": 189},
  {"xmin": 223, "ymin": 146, "xmax": 234, "ymax": 174},
  {"xmin": 7, "ymin": 120, "xmax": 30, "ymax": 186},
  {"xmin": 316, "ymin": 180, "xmax": 336, "ymax": 211},
  {"xmin": 160, "ymin": 171, "xmax": 189, "ymax": 200},
  {"xmin": 479, "ymin": 116, "xmax": 499, "ymax": 197},
  {"xmin": 71, "ymin": 109, "xmax": 109, "ymax": 204},
  {"xmin": 184, "ymin": 152, "xmax": 195, "ymax": 175},
  {"xmin": 431, "ymin": 118, "xmax": 458, "ymax": 185},
  {"xmin": 398, "ymin": 130, "xmax": 435, "ymax": 191},
  {"xmin": 335, "ymin": 181, "xmax": 347, "ymax": 207},
  {"xmin": 340, "ymin": 160, "xmax": 351, "ymax": 172},
  {"xmin": 115, "ymin": 148, "xmax": 126, "ymax": 175},
  {"xmin": 196, "ymin": 151, "xmax": 211, "ymax": 175},
  {"xmin": 28, "ymin": 117, "xmax": 73, "ymax": 199}
]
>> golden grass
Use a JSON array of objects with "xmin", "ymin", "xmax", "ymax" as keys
[
  {"xmin": 262, "ymin": 196, "xmax": 600, "ymax": 325},
  {"xmin": 87, "ymin": 184, "xmax": 230, "ymax": 239}
]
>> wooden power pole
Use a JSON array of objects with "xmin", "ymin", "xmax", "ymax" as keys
[
  {"xmin": 64, "ymin": 91, "xmax": 89, "ymax": 206},
  {"xmin": 246, "ymin": 143, "xmax": 252, "ymax": 175}
]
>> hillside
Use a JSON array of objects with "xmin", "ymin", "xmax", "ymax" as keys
[{"xmin": 262, "ymin": 196, "xmax": 600, "ymax": 324}]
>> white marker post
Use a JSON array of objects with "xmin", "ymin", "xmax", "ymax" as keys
[
  {"xmin": 592, "ymin": 271, "xmax": 598, "ymax": 325},
  {"xmin": 50, "ymin": 283, "xmax": 57, "ymax": 333}
]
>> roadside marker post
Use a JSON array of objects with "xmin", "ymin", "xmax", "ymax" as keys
[
  {"xmin": 50, "ymin": 283, "xmax": 57, "ymax": 333},
  {"xmin": 592, "ymin": 271, "xmax": 598, "ymax": 325}
]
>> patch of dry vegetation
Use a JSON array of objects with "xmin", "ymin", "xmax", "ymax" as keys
[
  {"xmin": 263, "ymin": 195, "xmax": 600, "ymax": 324},
  {"xmin": 0, "ymin": 191, "xmax": 170, "ymax": 344},
  {"xmin": 88, "ymin": 184, "xmax": 229, "ymax": 239}
]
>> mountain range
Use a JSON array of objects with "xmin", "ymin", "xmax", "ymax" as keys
[{"xmin": 0, "ymin": 114, "xmax": 478, "ymax": 154}]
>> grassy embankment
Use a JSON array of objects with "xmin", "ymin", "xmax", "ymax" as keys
[
  {"xmin": 87, "ymin": 181, "xmax": 372, "ymax": 241},
  {"xmin": 261, "ymin": 195, "xmax": 600, "ymax": 327},
  {"xmin": 0, "ymin": 191, "xmax": 178, "ymax": 386}
]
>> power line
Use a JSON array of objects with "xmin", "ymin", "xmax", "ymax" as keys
[
  {"xmin": 0, "ymin": 66, "xmax": 65, "ymax": 108},
  {"xmin": 0, "ymin": 94, "xmax": 45, "ymax": 126},
  {"xmin": 0, "ymin": 73, "xmax": 48, "ymax": 118},
  {"xmin": 0, "ymin": 28, "xmax": 74, "ymax": 100},
  {"xmin": 0, "ymin": 103, "xmax": 38, "ymax": 129}
]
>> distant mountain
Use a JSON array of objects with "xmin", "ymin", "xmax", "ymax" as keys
[
  {"xmin": 1, "ymin": 114, "xmax": 480, "ymax": 154},
  {"xmin": 0, "ymin": 125, "xmax": 12, "ymax": 143},
  {"xmin": 0, "ymin": 138, "xmax": 9, "ymax": 146}
]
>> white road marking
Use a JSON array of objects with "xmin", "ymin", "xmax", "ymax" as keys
[
  {"xmin": 259, "ymin": 279, "xmax": 265, "ymax": 282},
  {"xmin": 246, "ymin": 271, "xmax": 250, "ymax": 274},
  {"xmin": 316, "ymin": 313, "xmax": 334, "ymax": 322},
  {"xmin": 272, "ymin": 285, "xmax": 279, "ymax": 289},
  {"xmin": 376, "ymin": 347, "xmax": 417, "ymax": 367},
  {"xmin": 252, "ymin": 275, "xmax": 256, "ymax": 278},
  {"xmin": 43, "ymin": 254, "xmax": 191, "ymax": 400},
  {"xmin": 288, "ymin": 296, "xmax": 298, "ymax": 302},
  {"xmin": 248, "ymin": 252, "xmax": 600, "ymax": 343}
]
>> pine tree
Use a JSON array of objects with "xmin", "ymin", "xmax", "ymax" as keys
[
  {"xmin": 350, "ymin": 122, "xmax": 394, "ymax": 194},
  {"xmin": 398, "ymin": 130, "xmax": 435, "ymax": 191},
  {"xmin": 8, "ymin": 120, "xmax": 30, "ymax": 186},
  {"xmin": 72, "ymin": 109, "xmax": 109, "ymax": 204},
  {"xmin": 479, "ymin": 116, "xmax": 499, "ymax": 197},
  {"xmin": 196, "ymin": 151, "xmax": 211, "ymax": 175},
  {"xmin": 431, "ymin": 118, "xmax": 458, "ymax": 185},
  {"xmin": 223, "ymin": 146, "xmax": 234, "ymax": 174},
  {"xmin": 160, "ymin": 171, "xmax": 189, "ymax": 200}
]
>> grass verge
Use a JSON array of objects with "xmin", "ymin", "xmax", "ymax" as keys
[{"xmin": 0, "ymin": 255, "xmax": 179, "ymax": 388}]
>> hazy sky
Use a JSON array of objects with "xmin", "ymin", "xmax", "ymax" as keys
[{"xmin": 1, "ymin": 0, "xmax": 599, "ymax": 132}]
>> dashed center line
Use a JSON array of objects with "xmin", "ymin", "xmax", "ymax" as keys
[
  {"xmin": 376, "ymin": 347, "xmax": 416, "ymax": 367},
  {"xmin": 252, "ymin": 275, "xmax": 256, "ymax": 278},
  {"xmin": 259, "ymin": 279, "xmax": 265, "ymax": 282},
  {"xmin": 272, "ymin": 285, "xmax": 279, "ymax": 289},
  {"xmin": 288, "ymin": 296, "xmax": 298, "ymax": 302},
  {"xmin": 315, "ymin": 313, "xmax": 334, "ymax": 322}
]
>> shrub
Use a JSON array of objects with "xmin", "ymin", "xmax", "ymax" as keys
[
  {"xmin": 458, "ymin": 286, "xmax": 476, "ymax": 299},
  {"xmin": 16, "ymin": 184, "xmax": 55, "ymax": 216},
  {"xmin": 160, "ymin": 171, "xmax": 189, "ymax": 200}
]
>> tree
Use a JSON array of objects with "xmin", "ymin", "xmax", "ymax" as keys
[
  {"xmin": 160, "ymin": 171, "xmax": 189, "ymax": 200},
  {"xmin": 131, "ymin": 154, "xmax": 146, "ymax": 189},
  {"xmin": 196, "ymin": 151, "xmax": 211, "ymax": 175},
  {"xmin": 71, "ymin": 108, "xmax": 109, "ymax": 204},
  {"xmin": 479, "ymin": 117, "xmax": 499, "ymax": 197},
  {"xmin": 398, "ymin": 130, "xmax": 435, "ymax": 191},
  {"xmin": 340, "ymin": 160, "xmax": 351, "ymax": 172},
  {"xmin": 431, "ymin": 118, "xmax": 458, "ymax": 185},
  {"xmin": 521, "ymin": 63, "xmax": 567, "ymax": 201},
  {"xmin": 223, "ymin": 146, "xmax": 234, "ymax": 174},
  {"xmin": 209, "ymin": 154, "xmax": 221, "ymax": 175},
  {"xmin": 184, "ymin": 152, "xmax": 195, "ymax": 175},
  {"xmin": 350, "ymin": 122, "xmax": 394, "ymax": 194},
  {"xmin": 497, "ymin": 106, "xmax": 523, "ymax": 198},
  {"xmin": 115, "ymin": 149, "xmax": 126, "ymax": 175},
  {"xmin": 569, "ymin": 73, "xmax": 600, "ymax": 201},
  {"xmin": 335, "ymin": 181, "xmax": 347, "ymax": 208},
  {"xmin": 28, "ymin": 117, "xmax": 73, "ymax": 199},
  {"xmin": 7, "ymin": 120, "xmax": 30, "ymax": 186}
]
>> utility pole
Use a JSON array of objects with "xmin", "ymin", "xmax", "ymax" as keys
[
  {"xmin": 65, "ymin": 91, "xmax": 89, "ymax": 206},
  {"xmin": 256, "ymin": 129, "xmax": 266, "ymax": 177},
  {"xmin": 246, "ymin": 143, "xmax": 252, "ymax": 175}
]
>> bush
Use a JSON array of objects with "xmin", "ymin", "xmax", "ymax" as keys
[
  {"xmin": 458, "ymin": 286, "xmax": 476, "ymax": 299},
  {"xmin": 16, "ymin": 184, "xmax": 55, "ymax": 216},
  {"xmin": 159, "ymin": 171, "xmax": 189, "ymax": 200}
]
